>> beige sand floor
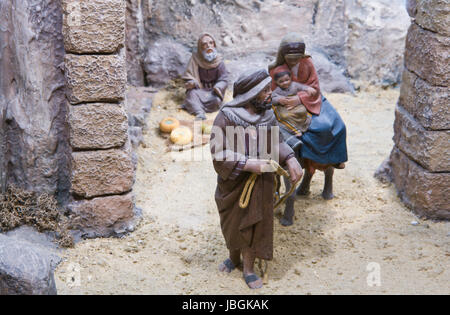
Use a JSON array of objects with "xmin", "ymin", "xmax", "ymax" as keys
[{"xmin": 55, "ymin": 87, "xmax": 450, "ymax": 295}]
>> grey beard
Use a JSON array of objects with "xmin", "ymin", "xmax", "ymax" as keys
[{"xmin": 202, "ymin": 48, "xmax": 218, "ymax": 63}]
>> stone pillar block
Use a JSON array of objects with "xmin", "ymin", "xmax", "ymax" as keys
[
  {"xmin": 415, "ymin": 0, "xmax": 450, "ymax": 36},
  {"xmin": 390, "ymin": 147, "xmax": 450, "ymax": 219},
  {"xmin": 69, "ymin": 103, "xmax": 129, "ymax": 150},
  {"xmin": 394, "ymin": 105, "xmax": 450, "ymax": 172},
  {"xmin": 68, "ymin": 193, "xmax": 135, "ymax": 237},
  {"xmin": 62, "ymin": 0, "xmax": 126, "ymax": 53},
  {"xmin": 399, "ymin": 69, "xmax": 450, "ymax": 130},
  {"xmin": 71, "ymin": 149, "xmax": 134, "ymax": 198},
  {"xmin": 65, "ymin": 53, "xmax": 126, "ymax": 104},
  {"xmin": 405, "ymin": 23, "xmax": 450, "ymax": 86}
]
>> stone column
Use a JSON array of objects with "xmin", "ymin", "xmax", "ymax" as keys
[
  {"xmin": 62, "ymin": 0, "xmax": 138, "ymax": 237},
  {"xmin": 383, "ymin": 0, "xmax": 450, "ymax": 219}
]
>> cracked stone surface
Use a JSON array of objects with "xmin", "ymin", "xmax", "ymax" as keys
[
  {"xmin": 65, "ymin": 53, "xmax": 126, "ymax": 104},
  {"xmin": 62, "ymin": 0, "xmax": 125, "ymax": 54},
  {"xmin": 415, "ymin": 0, "xmax": 450, "ymax": 36},
  {"xmin": 405, "ymin": 23, "xmax": 450, "ymax": 87},
  {"xmin": 393, "ymin": 105, "xmax": 450, "ymax": 173},
  {"xmin": 69, "ymin": 103, "xmax": 128, "ymax": 150},
  {"xmin": 399, "ymin": 69, "xmax": 450, "ymax": 131},
  {"xmin": 390, "ymin": 147, "xmax": 450, "ymax": 219},
  {"xmin": 71, "ymin": 149, "xmax": 134, "ymax": 199},
  {"xmin": 68, "ymin": 193, "xmax": 136, "ymax": 238}
]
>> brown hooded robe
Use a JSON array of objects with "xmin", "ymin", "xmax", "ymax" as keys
[{"xmin": 211, "ymin": 104, "xmax": 294, "ymax": 260}]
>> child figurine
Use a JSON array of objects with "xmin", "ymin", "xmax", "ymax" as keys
[{"xmin": 271, "ymin": 70, "xmax": 316, "ymax": 152}]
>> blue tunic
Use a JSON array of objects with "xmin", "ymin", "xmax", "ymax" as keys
[
  {"xmin": 279, "ymin": 96, "xmax": 348, "ymax": 165},
  {"xmin": 300, "ymin": 96, "xmax": 348, "ymax": 165}
]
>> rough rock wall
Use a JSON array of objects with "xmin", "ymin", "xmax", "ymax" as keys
[
  {"xmin": 125, "ymin": 0, "xmax": 410, "ymax": 89},
  {"xmin": 0, "ymin": 0, "xmax": 70, "ymax": 202},
  {"xmin": 62, "ymin": 0, "xmax": 139, "ymax": 237},
  {"xmin": 0, "ymin": 227, "xmax": 61, "ymax": 295},
  {"xmin": 344, "ymin": 0, "xmax": 411, "ymax": 86},
  {"xmin": 126, "ymin": 0, "xmax": 146, "ymax": 86},
  {"xmin": 0, "ymin": 103, "xmax": 5, "ymax": 192},
  {"xmin": 382, "ymin": 0, "xmax": 450, "ymax": 219}
]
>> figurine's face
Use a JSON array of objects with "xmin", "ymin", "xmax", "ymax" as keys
[
  {"xmin": 284, "ymin": 55, "xmax": 301, "ymax": 68},
  {"xmin": 200, "ymin": 36, "xmax": 216, "ymax": 54},
  {"xmin": 200, "ymin": 35, "xmax": 218, "ymax": 62},
  {"xmin": 256, "ymin": 84, "xmax": 272, "ymax": 103},
  {"xmin": 276, "ymin": 74, "xmax": 291, "ymax": 90},
  {"xmin": 251, "ymin": 84, "xmax": 273, "ymax": 113}
]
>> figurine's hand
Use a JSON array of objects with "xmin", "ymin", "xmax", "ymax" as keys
[
  {"xmin": 286, "ymin": 157, "xmax": 303, "ymax": 185},
  {"xmin": 244, "ymin": 159, "xmax": 276, "ymax": 174},
  {"xmin": 306, "ymin": 87, "xmax": 316, "ymax": 97},
  {"xmin": 285, "ymin": 96, "xmax": 301, "ymax": 110},
  {"xmin": 278, "ymin": 98, "xmax": 289, "ymax": 106},
  {"xmin": 243, "ymin": 160, "xmax": 263, "ymax": 174},
  {"xmin": 185, "ymin": 81, "xmax": 197, "ymax": 90},
  {"xmin": 213, "ymin": 87, "xmax": 224, "ymax": 100}
]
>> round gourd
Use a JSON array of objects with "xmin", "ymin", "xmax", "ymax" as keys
[
  {"xmin": 170, "ymin": 126, "xmax": 193, "ymax": 145},
  {"xmin": 160, "ymin": 117, "xmax": 180, "ymax": 133}
]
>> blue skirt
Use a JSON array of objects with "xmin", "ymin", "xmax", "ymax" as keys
[{"xmin": 299, "ymin": 96, "xmax": 348, "ymax": 165}]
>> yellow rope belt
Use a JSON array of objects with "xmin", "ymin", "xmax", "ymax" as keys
[{"xmin": 239, "ymin": 159, "xmax": 301, "ymax": 209}]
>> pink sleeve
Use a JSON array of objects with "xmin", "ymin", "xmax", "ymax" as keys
[{"xmin": 297, "ymin": 59, "xmax": 322, "ymax": 115}]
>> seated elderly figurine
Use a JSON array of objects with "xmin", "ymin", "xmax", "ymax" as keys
[{"xmin": 182, "ymin": 33, "xmax": 230, "ymax": 120}]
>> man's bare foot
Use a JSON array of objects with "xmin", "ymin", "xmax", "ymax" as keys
[{"xmin": 244, "ymin": 273, "xmax": 263, "ymax": 289}]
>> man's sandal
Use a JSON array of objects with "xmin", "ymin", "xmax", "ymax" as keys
[
  {"xmin": 219, "ymin": 258, "xmax": 237, "ymax": 273},
  {"xmin": 244, "ymin": 274, "xmax": 263, "ymax": 289}
]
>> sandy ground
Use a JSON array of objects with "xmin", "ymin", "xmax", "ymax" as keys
[{"xmin": 55, "ymin": 87, "xmax": 450, "ymax": 295}]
